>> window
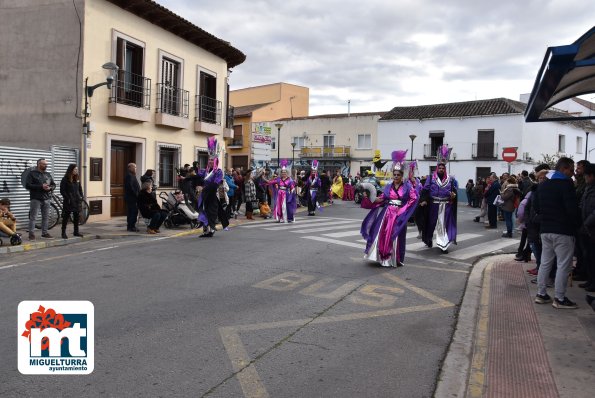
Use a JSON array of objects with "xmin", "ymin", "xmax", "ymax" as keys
[
  {"xmin": 323, "ymin": 135, "xmax": 335, "ymax": 148},
  {"xmin": 115, "ymin": 34, "xmax": 146, "ymax": 107},
  {"xmin": 271, "ymin": 137, "xmax": 276, "ymax": 150},
  {"xmin": 292, "ymin": 136, "xmax": 306, "ymax": 149},
  {"xmin": 197, "ymin": 70, "xmax": 220, "ymax": 124},
  {"xmin": 429, "ymin": 131, "xmax": 444, "ymax": 155},
  {"xmin": 158, "ymin": 146, "xmax": 180, "ymax": 187},
  {"xmin": 196, "ymin": 150, "xmax": 209, "ymax": 170},
  {"xmin": 159, "ymin": 56, "xmax": 182, "ymax": 115},
  {"xmin": 577, "ymin": 136, "xmax": 583, "ymax": 154},
  {"xmin": 558, "ymin": 134, "xmax": 566, "ymax": 153},
  {"xmin": 476, "ymin": 130, "xmax": 495, "ymax": 158},
  {"xmin": 357, "ymin": 134, "xmax": 371, "ymax": 149},
  {"xmin": 233, "ymin": 125, "xmax": 242, "ymax": 138}
]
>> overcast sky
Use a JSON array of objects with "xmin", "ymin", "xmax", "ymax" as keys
[{"xmin": 160, "ymin": 0, "xmax": 594, "ymax": 116}]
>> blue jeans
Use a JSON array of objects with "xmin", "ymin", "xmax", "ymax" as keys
[
  {"xmin": 503, "ymin": 210, "xmax": 513, "ymax": 234},
  {"xmin": 28, "ymin": 199, "xmax": 50, "ymax": 234},
  {"xmin": 529, "ymin": 242, "xmax": 542, "ymax": 268}
]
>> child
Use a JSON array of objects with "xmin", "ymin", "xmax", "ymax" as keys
[{"xmin": 0, "ymin": 198, "xmax": 22, "ymax": 245}]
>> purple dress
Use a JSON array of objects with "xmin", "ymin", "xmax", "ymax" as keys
[
  {"xmin": 421, "ymin": 172, "xmax": 458, "ymax": 250},
  {"xmin": 360, "ymin": 181, "xmax": 418, "ymax": 267},
  {"xmin": 271, "ymin": 177, "xmax": 297, "ymax": 222}
]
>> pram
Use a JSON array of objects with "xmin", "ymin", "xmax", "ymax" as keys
[{"xmin": 159, "ymin": 191, "xmax": 200, "ymax": 229}]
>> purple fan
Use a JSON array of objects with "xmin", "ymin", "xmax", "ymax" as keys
[
  {"xmin": 207, "ymin": 137, "xmax": 217, "ymax": 152},
  {"xmin": 391, "ymin": 150, "xmax": 407, "ymax": 163},
  {"xmin": 280, "ymin": 159, "xmax": 288, "ymax": 168},
  {"xmin": 439, "ymin": 145, "xmax": 450, "ymax": 160}
]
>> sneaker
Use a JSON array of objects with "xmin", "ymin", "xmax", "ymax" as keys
[
  {"xmin": 41, "ymin": 233, "xmax": 53, "ymax": 239},
  {"xmin": 535, "ymin": 293, "xmax": 552, "ymax": 304},
  {"xmin": 147, "ymin": 228, "xmax": 157, "ymax": 234},
  {"xmin": 501, "ymin": 233, "xmax": 512, "ymax": 238},
  {"xmin": 527, "ymin": 268, "xmax": 538, "ymax": 276},
  {"xmin": 552, "ymin": 297, "xmax": 578, "ymax": 309},
  {"xmin": 223, "ymin": 227, "xmax": 230, "ymax": 231}
]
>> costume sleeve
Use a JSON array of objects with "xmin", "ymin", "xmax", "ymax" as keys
[{"xmin": 397, "ymin": 185, "xmax": 418, "ymax": 216}]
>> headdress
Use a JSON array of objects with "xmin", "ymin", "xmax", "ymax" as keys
[
  {"xmin": 280, "ymin": 159, "xmax": 288, "ymax": 172},
  {"xmin": 408, "ymin": 159, "xmax": 418, "ymax": 177},
  {"xmin": 391, "ymin": 150, "xmax": 408, "ymax": 172},
  {"xmin": 207, "ymin": 137, "xmax": 220, "ymax": 170},
  {"xmin": 436, "ymin": 145, "xmax": 451, "ymax": 165},
  {"xmin": 311, "ymin": 160, "xmax": 319, "ymax": 172}
]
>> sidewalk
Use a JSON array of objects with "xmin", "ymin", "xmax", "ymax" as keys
[
  {"xmin": 0, "ymin": 214, "xmax": 252, "ymax": 255},
  {"xmin": 436, "ymin": 254, "xmax": 595, "ymax": 398}
]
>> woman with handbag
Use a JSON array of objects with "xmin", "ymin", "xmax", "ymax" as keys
[
  {"xmin": 499, "ymin": 176, "xmax": 522, "ymax": 238},
  {"xmin": 60, "ymin": 164, "xmax": 84, "ymax": 239}
]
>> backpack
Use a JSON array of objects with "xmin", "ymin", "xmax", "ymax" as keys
[{"xmin": 20, "ymin": 166, "xmax": 36, "ymax": 189}]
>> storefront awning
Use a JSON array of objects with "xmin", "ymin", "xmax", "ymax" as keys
[{"xmin": 525, "ymin": 26, "xmax": 595, "ymax": 122}]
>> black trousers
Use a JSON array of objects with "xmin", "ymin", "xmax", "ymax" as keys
[
  {"xmin": 218, "ymin": 199, "xmax": 229, "ymax": 228},
  {"xmin": 62, "ymin": 210, "xmax": 79, "ymax": 232},
  {"xmin": 126, "ymin": 199, "xmax": 138, "ymax": 229},
  {"xmin": 487, "ymin": 204, "xmax": 497, "ymax": 227}
]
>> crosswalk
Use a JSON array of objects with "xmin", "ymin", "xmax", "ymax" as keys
[{"xmin": 238, "ymin": 216, "xmax": 519, "ymax": 261}]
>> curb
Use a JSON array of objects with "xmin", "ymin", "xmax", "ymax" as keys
[{"xmin": 434, "ymin": 254, "xmax": 507, "ymax": 398}]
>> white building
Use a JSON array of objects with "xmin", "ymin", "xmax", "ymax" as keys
[{"xmin": 377, "ymin": 98, "xmax": 595, "ymax": 186}]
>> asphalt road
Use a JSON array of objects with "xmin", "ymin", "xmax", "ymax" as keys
[{"xmin": 0, "ymin": 201, "xmax": 520, "ymax": 397}]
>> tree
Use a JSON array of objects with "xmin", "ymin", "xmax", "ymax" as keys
[{"xmin": 540, "ymin": 153, "xmax": 573, "ymax": 168}]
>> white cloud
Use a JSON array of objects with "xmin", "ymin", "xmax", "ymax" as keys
[{"xmin": 159, "ymin": 0, "xmax": 595, "ymax": 114}]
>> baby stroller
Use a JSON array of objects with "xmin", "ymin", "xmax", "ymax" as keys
[{"xmin": 159, "ymin": 191, "xmax": 200, "ymax": 229}]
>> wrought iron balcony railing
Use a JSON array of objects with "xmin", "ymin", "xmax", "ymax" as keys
[
  {"xmin": 109, "ymin": 70, "xmax": 151, "ymax": 109},
  {"xmin": 300, "ymin": 146, "xmax": 351, "ymax": 158},
  {"xmin": 156, "ymin": 83, "xmax": 189, "ymax": 118},
  {"xmin": 195, "ymin": 95, "xmax": 222, "ymax": 125},
  {"xmin": 472, "ymin": 143, "xmax": 498, "ymax": 159},
  {"xmin": 423, "ymin": 144, "xmax": 437, "ymax": 159},
  {"xmin": 227, "ymin": 138, "xmax": 243, "ymax": 148}
]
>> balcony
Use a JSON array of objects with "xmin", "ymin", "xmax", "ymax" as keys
[
  {"xmin": 423, "ymin": 144, "xmax": 437, "ymax": 159},
  {"xmin": 194, "ymin": 95, "xmax": 222, "ymax": 135},
  {"xmin": 300, "ymin": 146, "xmax": 351, "ymax": 158},
  {"xmin": 155, "ymin": 84, "xmax": 189, "ymax": 129},
  {"xmin": 227, "ymin": 138, "xmax": 243, "ymax": 149},
  {"xmin": 108, "ymin": 70, "xmax": 151, "ymax": 122},
  {"xmin": 223, "ymin": 105, "xmax": 234, "ymax": 138},
  {"xmin": 472, "ymin": 143, "xmax": 498, "ymax": 159}
]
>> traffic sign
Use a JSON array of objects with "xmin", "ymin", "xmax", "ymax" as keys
[{"xmin": 502, "ymin": 147, "xmax": 517, "ymax": 163}]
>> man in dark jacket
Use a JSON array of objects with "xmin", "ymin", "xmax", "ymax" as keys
[
  {"xmin": 26, "ymin": 158, "xmax": 56, "ymax": 240},
  {"xmin": 484, "ymin": 173, "xmax": 500, "ymax": 229},
  {"xmin": 533, "ymin": 157, "xmax": 580, "ymax": 309},
  {"xmin": 319, "ymin": 170, "xmax": 331, "ymax": 204},
  {"xmin": 124, "ymin": 163, "xmax": 140, "ymax": 232},
  {"xmin": 579, "ymin": 163, "xmax": 595, "ymax": 292}
]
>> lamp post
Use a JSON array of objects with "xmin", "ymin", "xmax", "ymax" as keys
[
  {"xmin": 586, "ymin": 131, "xmax": 590, "ymax": 161},
  {"xmin": 275, "ymin": 123, "xmax": 283, "ymax": 170},
  {"xmin": 291, "ymin": 142, "xmax": 296, "ymax": 178},
  {"xmin": 82, "ymin": 62, "xmax": 119, "ymax": 198},
  {"xmin": 408, "ymin": 134, "xmax": 417, "ymax": 161}
]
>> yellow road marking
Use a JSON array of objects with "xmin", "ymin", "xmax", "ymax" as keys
[{"xmin": 468, "ymin": 263, "xmax": 492, "ymax": 398}]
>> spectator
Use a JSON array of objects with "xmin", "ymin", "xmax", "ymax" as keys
[
  {"xmin": 484, "ymin": 173, "xmax": 500, "ymax": 229},
  {"xmin": 319, "ymin": 170, "xmax": 331, "ymax": 204},
  {"xmin": 181, "ymin": 169, "xmax": 202, "ymax": 209},
  {"xmin": 140, "ymin": 169, "xmax": 157, "ymax": 199},
  {"xmin": 26, "ymin": 158, "xmax": 56, "ymax": 240},
  {"xmin": 465, "ymin": 179, "xmax": 474, "ymax": 206},
  {"xmin": 519, "ymin": 170, "xmax": 534, "ymax": 199},
  {"xmin": 137, "ymin": 182, "xmax": 166, "ymax": 234},
  {"xmin": 233, "ymin": 168, "xmax": 244, "ymax": 215},
  {"xmin": 574, "ymin": 160, "xmax": 591, "ymax": 281},
  {"xmin": 225, "ymin": 169, "xmax": 238, "ymax": 220},
  {"xmin": 579, "ymin": 163, "xmax": 595, "ymax": 292},
  {"xmin": 525, "ymin": 170, "xmax": 548, "ymax": 276},
  {"xmin": 0, "ymin": 198, "xmax": 21, "ymax": 245},
  {"xmin": 244, "ymin": 171, "xmax": 257, "ymax": 220},
  {"xmin": 124, "ymin": 163, "xmax": 140, "ymax": 232},
  {"xmin": 500, "ymin": 176, "xmax": 521, "ymax": 238},
  {"xmin": 533, "ymin": 157, "xmax": 580, "ymax": 309},
  {"xmin": 59, "ymin": 164, "xmax": 84, "ymax": 239}
]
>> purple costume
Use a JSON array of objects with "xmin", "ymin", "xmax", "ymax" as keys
[
  {"xmin": 271, "ymin": 177, "xmax": 297, "ymax": 223},
  {"xmin": 304, "ymin": 172, "xmax": 321, "ymax": 215},
  {"xmin": 361, "ymin": 180, "xmax": 419, "ymax": 267},
  {"xmin": 420, "ymin": 170, "xmax": 458, "ymax": 251}
]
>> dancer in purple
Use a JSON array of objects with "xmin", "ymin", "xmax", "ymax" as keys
[
  {"xmin": 271, "ymin": 160, "xmax": 297, "ymax": 223},
  {"xmin": 360, "ymin": 150, "xmax": 419, "ymax": 267},
  {"xmin": 304, "ymin": 160, "xmax": 322, "ymax": 216},
  {"xmin": 196, "ymin": 137, "xmax": 223, "ymax": 237},
  {"xmin": 419, "ymin": 145, "xmax": 458, "ymax": 253}
]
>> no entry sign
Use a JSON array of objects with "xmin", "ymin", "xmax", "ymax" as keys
[{"xmin": 502, "ymin": 147, "xmax": 517, "ymax": 163}]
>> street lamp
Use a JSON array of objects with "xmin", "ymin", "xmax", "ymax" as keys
[
  {"xmin": 408, "ymin": 134, "xmax": 417, "ymax": 161},
  {"xmin": 275, "ymin": 123, "xmax": 283, "ymax": 170},
  {"xmin": 82, "ymin": 62, "xmax": 119, "ymax": 198},
  {"xmin": 586, "ymin": 131, "xmax": 590, "ymax": 161},
  {"xmin": 291, "ymin": 142, "xmax": 296, "ymax": 178}
]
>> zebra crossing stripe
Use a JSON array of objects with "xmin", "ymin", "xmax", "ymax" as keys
[
  {"xmin": 292, "ymin": 223, "xmax": 361, "ymax": 234},
  {"xmin": 302, "ymin": 236, "xmax": 366, "ymax": 250},
  {"xmin": 241, "ymin": 217, "xmax": 329, "ymax": 229},
  {"xmin": 448, "ymin": 238, "xmax": 518, "ymax": 260},
  {"xmin": 406, "ymin": 233, "xmax": 482, "ymax": 252},
  {"xmin": 322, "ymin": 230, "xmax": 362, "ymax": 238},
  {"xmin": 264, "ymin": 220, "xmax": 357, "ymax": 231}
]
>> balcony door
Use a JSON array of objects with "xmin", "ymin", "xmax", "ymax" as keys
[
  {"xmin": 116, "ymin": 37, "xmax": 144, "ymax": 107},
  {"xmin": 477, "ymin": 130, "xmax": 495, "ymax": 158},
  {"xmin": 161, "ymin": 58, "xmax": 180, "ymax": 115}
]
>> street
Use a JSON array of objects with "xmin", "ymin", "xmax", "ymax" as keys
[{"xmin": 0, "ymin": 201, "xmax": 520, "ymax": 397}]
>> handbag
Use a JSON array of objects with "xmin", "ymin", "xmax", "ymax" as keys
[{"xmin": 493, "ymin": 194, "xmax": 504, "ymax": 207}]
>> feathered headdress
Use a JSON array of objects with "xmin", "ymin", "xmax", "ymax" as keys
[
  {"xmin": 280, "ymin": 159, "xmax": 288, "ymax": 172},
  {"xmin": 437, "ymin": 145, "xmax": 451, "ymax": 165},
  {"xmin": 391, "ymin": 150, "xmax": 408, "ymax": 172},
  {"xmin": 207, "ymin": 137, "xmax": 220, "ymax": 170},
  {"xmin": 408, "ymin": 159, "xmax": 418, "ymax": 177},
  {"xmin": 311, "ymin": 160, "xmax": 319, "ymax": 172}
]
